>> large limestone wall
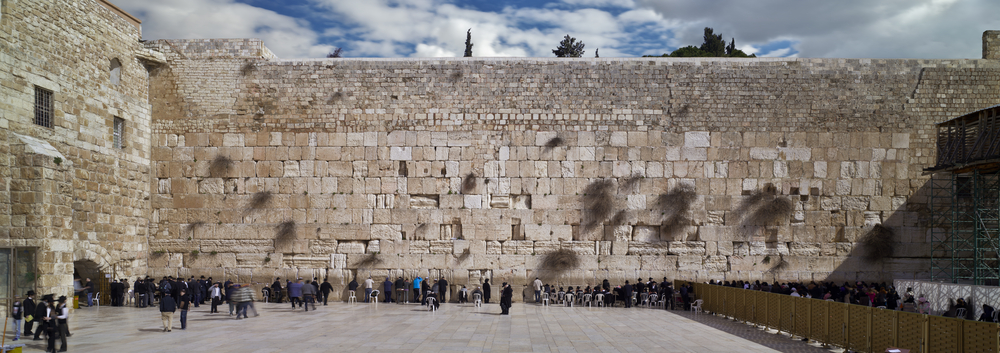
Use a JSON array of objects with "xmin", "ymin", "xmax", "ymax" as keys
[
  {"xmin": 0, "ymin": 0, "xmax": 156, "ymax": 299},
  {"xmin": 147, "ymin": 39, "xmax": 1000, "ymax": 299}
]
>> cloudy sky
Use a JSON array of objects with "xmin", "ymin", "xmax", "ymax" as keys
[{"xmin": 117, "ymin": 0, "xmax": 1000, "ymax": 59}]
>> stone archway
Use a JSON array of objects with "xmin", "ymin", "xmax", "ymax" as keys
[{"xmin": 73, "ymin": 242, "xmax": 116, "ymax": 306}]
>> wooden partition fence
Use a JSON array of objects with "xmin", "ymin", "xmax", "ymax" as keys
[{"xmin": 681, "ymin": 282, "xmax": 1000, "ymax": 353}]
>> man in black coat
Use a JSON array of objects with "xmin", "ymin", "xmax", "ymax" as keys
[
  {"xmin": 500, "ymin": 283, "xmax": 513, "ymax": 315},
  {"xmin": 32, "ymin": 296, "xmax": 48, "ymax": 340},
  {"xmin": 320, "ymin": 278, "xmax": 333, "ymax": 305},
  {"xmin": 438, "ymin": 277, "xmax": 449, "ymax": 304},
  {"xmin": 482, "ymin": 279, "xmax": 491, "ymax": 303},
  {"xmin": 159, "ymin": 293, "xmax": 177, "ymax": 332},
  {"xmin": 623, "ymin": 281, "xmax": 633, "ymax": 308},
  {"xmin": 22, "ymin": 291, "xmax": 36, "ymax": 337}
]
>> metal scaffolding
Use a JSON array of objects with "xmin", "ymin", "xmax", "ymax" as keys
[
  {"xmin": 928, "ymin": 104, "xmax": 1000, "ymax": 285},
  {"xmin": 930, "ymin": 170, "xmax": 1000, "ymax": 285}
]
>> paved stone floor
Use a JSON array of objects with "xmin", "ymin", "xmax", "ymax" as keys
[{"xmin": 2, "ymin": 301, "xmax": 838, "ymax": 352}]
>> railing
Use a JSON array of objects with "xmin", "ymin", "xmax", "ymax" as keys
[{"xmin": 684, "ymin": 282, "xmax": 1000, "ymax": 353}]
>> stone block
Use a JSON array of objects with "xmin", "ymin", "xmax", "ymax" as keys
[
  {"xmin": 684, "ymin": 132, "xmax": 710, "ymax": 147},
  {"xmin": 676, "ymin": 256, "xmax": 704, "ymax": 271},
  {"xmin": 668, "ymin": 242, "xmax": 706, "ymax": 256},
  {"xmin": 611, "ymin": 241, "xmax": 628, "ymax": 255},
  {"xmin": 184, "ymin": 253, "xmax": 237, "ymax": 268},
  {"xmin": 561, "ymin": 241, "xmax": 597, "ymax": 255},
  {"xmin": 627, "ymin": 242, "xmax": 669, "ymax": 255},
  {"xmin": 371, "ymin": 224, "xmax": 402, "ymax": 240}
]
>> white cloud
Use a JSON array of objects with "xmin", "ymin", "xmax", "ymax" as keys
[
  {"xmin": 117, "ymin": 0, "xmax": 333, "ymax": 58},
  {"xmin": 634, "ymin": 0, "xmax": 1000, "ymax": 58}
]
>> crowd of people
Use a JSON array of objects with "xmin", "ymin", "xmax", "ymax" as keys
[
  {"xmin": 530, "ymin": 277, "xmax": 691, "ymax": 310},
  {"xmin": 708, "ymin": 279, "xmax": 995, "ymax": 321}
]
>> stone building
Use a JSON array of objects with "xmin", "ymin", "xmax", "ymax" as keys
[
  {"xmin": 0, "ymin": 0, "xmax": 163, "ymax": 305},
  {"xmin": 3, "ymin": 0, "xmax": 1000, "ymax": 304}
]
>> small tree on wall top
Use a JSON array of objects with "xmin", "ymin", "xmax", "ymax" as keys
[
  {"xmin": 553, "ymin": 35, "xmax": 585, "ymax": 57},
  {"xmin": 464, "ymin": 29, "xmax": 474, "ymax": 57}
]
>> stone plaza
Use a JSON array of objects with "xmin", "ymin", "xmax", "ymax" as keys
[{"xmin": 4, "ymin": 302, "xmax": 833, "ymax": 353}]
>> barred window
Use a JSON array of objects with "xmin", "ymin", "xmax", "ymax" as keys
[
  {"xmin": 34, "ymin": 86, "xmax": 53, "ymax": 128},
  {"xmin": 113, "ymin": 117, "xmax": 125, "ymax": 149}
]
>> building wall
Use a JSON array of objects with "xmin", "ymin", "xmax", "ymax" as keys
[
  {"xmin": 0, "ymin": 0, "xmax": 155, "ymax": 299},
  {"xmin": 146, "ymin": 39, "xmax": 1000, "ymax": 298}
]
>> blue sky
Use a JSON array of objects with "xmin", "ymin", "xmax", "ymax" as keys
[{"xmin": 118, "ymin": 0, "xmax": 999, "ymax": 59}]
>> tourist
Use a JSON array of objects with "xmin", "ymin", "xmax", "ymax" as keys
[
  {"xmin": 178, "ymin": 289, "xmax": 190, "ymax": 329},
  {"xmin": 500, "ymin": 283, "xmax": 513, "ymax": 315},
  {"xmin": 363, "ymin": 276, "xmax": 374, "ymax": 303},
  {"xmin": 188, "ymin": 277, "xmax": 201, "ymax": 307},
  {"xmin": 55, "ymin": 296, "xmax": 69, "ymax": 352},
  {"xmin": 209, "ymin": 283, "xmax": 222, "ymax": 313},
  {"xmin": 482, "ymin": 279, "xmax": 492, "ymax": 304},
  {"xmin": 288, "ymin": 279, "xmax": 304, "ymax": 309},
  {"xmin": 320, "ymin": 278, "xmax": 333, "ymax": 305},
  {"xmin": 348, "ymin": 277, "xmax": 359, "ymax": 301},
  {"xmin": 472, "ymin": 286, "xmax": 483, "ymax": 303},
  {"xmin": 412, "ymin": 276, "xmax": 422, "ymax": 303},
  {"xmin": 159, "ymin": 290, "xmax": 176, "ymax": 332},
  {"xmin": 383, "ymin": 277, "xmax": 394, "ymax": 303},
  {"xmin": 393, "ymin": 277, "xmax": 405, "ymax": 303},
  {"xmin": 533, "ymin": 277, "xmax": 543, "ymax": 303},
  {"xmin": 420, "ymin": 278, "xmax": 430, "ymax": 305},
  {"xmin": 270, "ymin": 277, "xmax": 283, "ymax": 303},
  {"xmin": 438, "ymin": 277, "xmax": 449, "ymax": 304},
  {"xmin": 301, "ymin": 280, "xmax": 317, "ymax": 311},
  {"xmin": 458, "ymin": 285, "xmax": 468, "ymax": 304},
  {"xmin": 242, "ymin": 285, "xmax": 260, "ymax": 317},
  {"xmin": 225, "ymin": 283, "xmax": 238, "ymax": 315},
  {"xmin": 10, "ymin": 295, "xmax": 22, "ymax": 341},
  {"xmin": 83, "ymin": 278, "xmax": 93, "ymax": 307}
]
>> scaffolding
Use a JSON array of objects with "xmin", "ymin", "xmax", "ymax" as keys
[{"xmin": 928, "ymin": 104, "xmax": 1000, "ymax": 285}]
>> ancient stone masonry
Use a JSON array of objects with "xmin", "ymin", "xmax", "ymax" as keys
[
  {"xmin": 0, "ymin": 0, "xmax": 162, "ymax": 302},
  {"xmin": 4, "ymin": 0, "xmax": 1000, "ymax": 304},
  {"xmin": 144, "ymin": 38, "xmax": 1000, "ymax": 299}
]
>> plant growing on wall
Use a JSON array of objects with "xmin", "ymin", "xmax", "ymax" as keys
[
  {"xmin": 552, "ymin": 34, "xmax": 585, "ymax": 57},
  {"xmin": 734, "ymin": 183, "xmax": 794, "ymax": 240},
  {"xmin": 462, "ymin": 173, "xmax": 477, "ymax": 194},
  {"xmin": 275, "ymin": 220, "xmax": 296, "ymax": 246},
  {"xmin": 184, "ymin": 221, "xmax": 205, "ymax": 236},
  {"xmin": 543, "ymin": 136, "xmax": 563, "ymax": 152},
  {"xmin": 209, "ymin": 155, "xmax": 233, "ymax": 178},
  {"xmin": 654, "ymin": 184, "xmax": 696, "ymax": 241},
  {"xmin": 538, "ymin": 248, "xmax": 580, "ymax": 280},
  {"xmin": 581, "ymin": 179, "xmax": 615, "ymax": 234},
  {"xmin": 244, "ymin": 191, "xmax": 272, "ymax": 215}
]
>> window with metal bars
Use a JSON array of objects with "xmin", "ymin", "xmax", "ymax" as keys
[
  {"xmin": 113, "ymin": 117, "xmax": 125, "ymax": 149},
  {"xmin": 34, "ymin": 86, "xmax": 53, "ymax": 128}
]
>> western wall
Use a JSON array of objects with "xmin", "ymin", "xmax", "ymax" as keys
[
  {"xmin": 143, "ymin": 38, "xmax": 1000, "ymax": 299},
  {"xmin": 3, "ymin": 0, "xmax": 1000, "ymax": 304}
]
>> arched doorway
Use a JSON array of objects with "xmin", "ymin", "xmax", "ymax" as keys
[{"xmin": 73, "ymin": 259, "xmax": 106, "ymax": 306}]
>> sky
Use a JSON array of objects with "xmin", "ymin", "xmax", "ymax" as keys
[{"xmin": 116, "ymin": 0, "xmax": 1000, "ymax": 59}]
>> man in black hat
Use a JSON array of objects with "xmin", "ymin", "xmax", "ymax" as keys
[
  {"xmin": 33, "ymin": 294, "xmax": 50, "ymax": 340},
  {"xmin": 22, "ymin": 291, "xmax": 36, "ymax": 338},
  {"xmin": 500, "ymin": 282, "xmax": 513, "ymax": 315}
]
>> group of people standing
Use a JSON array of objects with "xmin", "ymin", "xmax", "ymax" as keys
[{"xmin": 9, "ymin": 291, "xmax": 70, "ymax": 353}]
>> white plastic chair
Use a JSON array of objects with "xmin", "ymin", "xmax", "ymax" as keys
[
  {"xmin": 956, "ymin": 308, "xmax": 967, "ymax": 319},
  {"xmin": 640, "ymin": 293, "xmax": 649, "ymax": 306},
  {"xmin": 94, "ymin": 292, "xmax": 101, "ymax": 307},
  {"xmin": 583, "ymin": 293, "xmax": 593, "ymax": 307},
  {"xmin": 427, "ymin": 297, "xmax": 437, "ymax": 312},
  {"xmin": 126, "ymin": 289, "xmax": 134, "ymax": 306},
  {"xmin": 370, "ymin": 290, "xmax": 380, "ymax": 306},
  {"xmin": 565, "ymin": 293, "xmax": 574, "ymax": 307},
  {"xmin": 595, "ymin": 293, "xmax": 605, "ymax": 307},
  {"xmin": 541, "ymin": 293, "xmax": 550, "ymax": 306},
  {"xmin": 691, "ymin": 299, "xmax": 704, "ymax": 314},
  {"xmin": 348, "ymin": 290, "xmax": 357, "ymax": 304},
  {"xmin": 557, "ymin": 292, "xmax": 565, "ymax": 304},
  {"xmin": 474, "ymin": 293, "xmax": 482, "ymax": 308},
  {"xmin": 647, "ymin": 294, "xmax": 658, "ymax": 308},
  {"xmin": 630, "ymin": 292, "xmax": 638, "ymax": 307}
]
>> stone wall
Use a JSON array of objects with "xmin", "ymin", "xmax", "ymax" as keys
[
  {"xmin": 0, "ymin": 0, "xmax": 156, "ymax": 299},
  {"xmin": 145, "ymin": 38, "xmax": 1000, "ymax": 300}
]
